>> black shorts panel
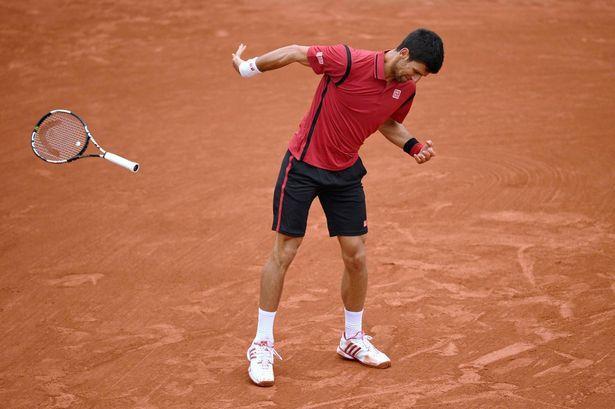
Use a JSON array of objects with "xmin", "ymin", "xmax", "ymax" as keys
[
  {"xmin": 272, "ymin": 150, "xmax": 368, "ymax": 237},
  {"xmin": 318, "ymin": 182, "xmax": 367, "ymax": 237}
]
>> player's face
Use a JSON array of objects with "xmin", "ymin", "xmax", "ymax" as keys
[{"xmin": 394, "ymin": 54, "xmax": 429, "ymax": 83}]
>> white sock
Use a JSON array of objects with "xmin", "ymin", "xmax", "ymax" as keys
[
  {"xmin": 344, "ymin": 308, "xmax": 363, "ymax": 338},
  {"xmin": 255, "ymin": 308, "xmax": 276, "ymax": 343}
]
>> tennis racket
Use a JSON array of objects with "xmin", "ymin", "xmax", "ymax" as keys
[{"xmin": 31, "ymin": 109, "xmax": 140, "ymax": 172}]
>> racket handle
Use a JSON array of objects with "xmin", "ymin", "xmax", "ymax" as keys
[{"xmin": 103, "ymin": 152, "xmax": 140, "ymax": 172}]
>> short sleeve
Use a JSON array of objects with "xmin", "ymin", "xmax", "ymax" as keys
[
  {"xmin": 390, "ymin": 93, "xmax": 416, "ymax": 123},
  {"xmin": 307, "ymin": 44, "xmax": 349, "ymax": 78}
]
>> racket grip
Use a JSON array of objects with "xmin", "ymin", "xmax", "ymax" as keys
[{"xmin": 103, "ymin": 152, "xmax": 140, "ymax": 172}]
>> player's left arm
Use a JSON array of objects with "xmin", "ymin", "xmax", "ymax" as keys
[
  {"xmin": 232, "ymin": 43, "xmax": 309, "ymax": 76},
  {"xmin": 378, "ymin": 118, "xmax": 435, "ymax": 164}
]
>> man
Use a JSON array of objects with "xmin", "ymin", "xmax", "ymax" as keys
[{"xmin": 232, "ymin": 28, "xmax": 444, "ymax": 387}]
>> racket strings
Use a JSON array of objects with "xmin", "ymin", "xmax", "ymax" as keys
[{"xmin": 32, "ymin": 112, "xmax": 88, "ymax": 161}]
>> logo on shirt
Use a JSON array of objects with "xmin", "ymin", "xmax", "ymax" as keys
[
  {"xmin": 316, "ymin": 51, "xmax": 324, "ymax": 65},
  {"xmin": 392, "ymin": 89, "xmax": 401, "ymax": 99}
]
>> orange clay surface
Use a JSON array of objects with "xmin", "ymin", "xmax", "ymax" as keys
[{"xmin": 1, "ymin": 1, "xmax": 614, "ymax": 408}]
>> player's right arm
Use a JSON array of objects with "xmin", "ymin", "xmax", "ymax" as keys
[
  {"xmin": 379, "ymin": 118, "xmax": 435, "ymax": 164},
  {"xmin": 232, "ymin": 44, "xmax": 309, "ymax": 75}
]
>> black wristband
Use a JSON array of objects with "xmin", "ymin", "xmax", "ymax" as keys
[{"xmin": 402, "ymin": 138, "xmax": 419, "ymax": 154}]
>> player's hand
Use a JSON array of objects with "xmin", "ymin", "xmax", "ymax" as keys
[
  {"xmin": 413, "ymin": 140, "xmax": 436, "ymax": 164},
  {"xmin": 232, "ymin": 43, "xmax": 247, "ymax": 74}
]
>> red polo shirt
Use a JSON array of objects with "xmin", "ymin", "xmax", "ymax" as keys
[{"xmin": 288, "ymin": 44, "xmax": 416, "ymax": 171}]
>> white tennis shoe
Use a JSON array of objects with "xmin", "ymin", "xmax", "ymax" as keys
[
  {"xmin": 247, "ymin": 340, "xmax": 282, "ymax": 387},
  {"xmin": 337, "ymin": 331, "xmax": 391, "ymax": 368}
]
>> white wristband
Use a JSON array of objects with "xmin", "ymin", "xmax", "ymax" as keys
[{"xmin": 239, "ymin": 58, "xmax": 261, "ymax": 78}]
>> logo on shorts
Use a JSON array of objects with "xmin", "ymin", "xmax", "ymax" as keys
[
  {"xmin": 363, "ymin": 220, "xmax": 368, "ymax": 227},
  {"xmin": 316, "ymin": 51, "xmax": 324, "ymax": 65},
  {"xmin": 392, "ymin": 89, "xmax": 401, "ymax": 99}
]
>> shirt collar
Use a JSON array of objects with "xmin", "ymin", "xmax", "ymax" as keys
[{"xmin": 374, "ymin": 50, "xmax": 386, "ymax": 81}]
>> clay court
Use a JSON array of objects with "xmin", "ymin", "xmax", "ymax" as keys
[{"xmin": 1, "ymin": 0, "xmax": 614, "ymax": 407}]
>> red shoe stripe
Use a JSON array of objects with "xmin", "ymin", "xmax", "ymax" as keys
[
  {"xmin": 345, "ymin": 344, "xmax": 355, "ymax": 355},
  {"xmin": 347, "ymin": 345, "xmax": 359, "ymax": 357}
]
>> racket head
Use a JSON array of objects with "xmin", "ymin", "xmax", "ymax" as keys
[{"xmin": 31, "ymin": 109, "xmax": 91, "ymax": 163}]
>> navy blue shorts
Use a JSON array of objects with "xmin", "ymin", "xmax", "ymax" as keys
[{"xmin": 272, "ymin": 150, "xmax": 368, "ymax": 237}]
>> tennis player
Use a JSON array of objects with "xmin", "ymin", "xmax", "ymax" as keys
[{"xmin": 232, "ymin": 28, "xmax": 444, "ymax": 387}]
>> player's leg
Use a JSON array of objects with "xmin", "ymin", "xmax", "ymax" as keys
[
  {"xmin": 247, "ymin": 233, "xmax": 301, "ymax": 387},
  {"xmin": 248, "ymin": 151, "xmax": 318, "ymax": 387},
  {"xmin": 339, "ymin": 234, "xmax": 368, "ymax": 329},
  {"xmin": 335, "ymin": 234, "xmax": 390, "ymax": 368},
  {"xmin": 258, "ymin": 151, "xmax": 318, "ymax": 339},
  {"xmin": 319, "ymin": 158, "xmax": 390, "ymax": 368},
  {"xmin": 317, "ymin": 158, "xmax": 369, "ymax": 335},
  {"xmin": 319, "ymin": 163, "xmax": 370, "ymax": 332},
  {"xmin": 257, "ymin": 232, "xmax": 303, "ymax": 331}
]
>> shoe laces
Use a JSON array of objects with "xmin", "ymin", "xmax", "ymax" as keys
[
  {"xmin": 252, "ymin": 341, "xmax": 283, "ymax": 367},
  {"xmin": 348, "ymin": 332, "xmax": 374, "ymax": 351}
]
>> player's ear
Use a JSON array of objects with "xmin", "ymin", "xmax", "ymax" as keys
[{"xmin": 399, "ymin": 47, "xmax": 410, "ymax": 60}]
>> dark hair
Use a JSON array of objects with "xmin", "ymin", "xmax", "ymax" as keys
[{"xmin": 396, "ymin": 28, "xmax": 444, "ymax": 73}]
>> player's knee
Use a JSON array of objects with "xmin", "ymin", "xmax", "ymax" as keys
[
  {"xmin": 342, "ymin": 248, "xmax": 366, "ymax": 273},
  {"xmin": 273, "ymin": 236, "xmax": 301, "ymax": 269},
  {"xmin": 276, "ymin": 246, "xmax": 297, "ymax": 268}
]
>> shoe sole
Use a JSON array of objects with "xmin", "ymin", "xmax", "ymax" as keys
[
  {"xmin": 249, "ymin": 369, "xmax": 274, "ymax": 387},
  {"xmin": 336, "ymin": 347, "xmax": 391, "ymax": 369}
]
